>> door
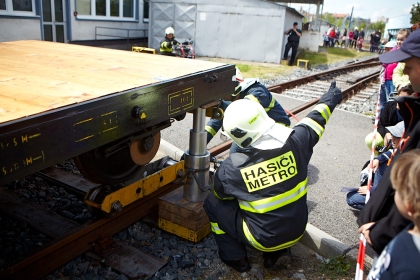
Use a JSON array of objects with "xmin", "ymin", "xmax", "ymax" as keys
[
  {"xmin": 150, "ymin": 3, "xmax": 196, "ymax": 51},
  {"xmin": 42, "ymin": 0, "xmax": 66, "ymax": 42}
]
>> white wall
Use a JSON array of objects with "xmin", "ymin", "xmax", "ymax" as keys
[
  {"xmin": 299, "ymin": 30, "xmax": 320, "ymax": 52},
  {"xmin": 69, "ymin": 1, "xmax": 149, "ymax": 41},
  {"xmin": 0, "ymin": 18, "xmax": 41, "ymax": 42}
]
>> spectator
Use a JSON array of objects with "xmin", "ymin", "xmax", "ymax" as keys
[
  {"xmin": 346, "ymin": 121, "xmax": 404, "ymax": 210},
  {"xmin": 370, "ymin": 32, "xmax": 377, "ymax": 52},
  {"xmin": 323, "ymin": 31, "xmax": 329, "ymax": 47},
  {"xmin": 341, "ymin": 28, "xmax": 348, "ymax": 47},
  {"xmin": 366, "ymin": 149, "xmax": 420, "ymax": 280},
  {"xmin": 357, "ymin": 29, "xmax": 420, "ymax": 255},
  {"xmin": 380, "ymin": 30, "xmax": 410, "ymax": 108},
  {"xmin": 348, "ymin": 29, "xmax": 354, "ymax": 48},
  {"xmin": 329, "ymin": 28, "xmax": 336, "ymax": 47},
  {"xmin": 393, "ymin": 24, "xmax": 419, "ymax": 91},
  {"xmin": 359, "ymin": 28, "xmax": 365, "ymax": 40},
  {"xmin": 357, "ymin": 36, "xmax": 364, "ymax": 52},
  {"xmin": 353, "ymin": 27, "xmax": 359, "ymax": 48},
  {"xmin": 283, "ymin": 22, "xmax": 302, "ymax": 66},
  {"xmin": 377, "ymin": 85, "xmax": 414, "ymax": 147}
]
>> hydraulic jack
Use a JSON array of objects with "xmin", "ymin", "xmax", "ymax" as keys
[{"xmin": 158, "ymin": 107, "xmax": 213, "ymax": 242}]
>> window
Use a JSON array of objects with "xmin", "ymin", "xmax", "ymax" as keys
[
  {"xmin": 143, "ymin": 0, "xmax": 148, "ymax": 22},
  {"xmin": 76, "ymin": 0, "xmax": 135, "ymax": 21},
  {"xmin": 0, "ymin": 0, "xmax": 37, "ymax": 16}
]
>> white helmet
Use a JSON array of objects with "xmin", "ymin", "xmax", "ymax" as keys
[
  {"xmin": 223, "ymin": 99, "xmax": 274, "ymax": 148},
  {"xmin": 233, "ymin": 67, "xmax": 258, "ymax": 96},
  {"xmin": 165, "ymin": 27, "xmax": 175, "ymax": 36}
]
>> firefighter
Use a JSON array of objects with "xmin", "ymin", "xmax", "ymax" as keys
[
  {"xmin": 160, "ymin": 27, "xmax": 179, "ymax": 56},
  {"xmin": 205, "ymin": 67, "xmax": 291, "ymax": 149},
  {"xmin": 203, "ymin": 82, "xmax": 342, "ymax": 272}
]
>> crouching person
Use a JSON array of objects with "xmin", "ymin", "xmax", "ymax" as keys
[{"xmin": 203, "ymin": 82, "xmax": 342, "ymax": 272}]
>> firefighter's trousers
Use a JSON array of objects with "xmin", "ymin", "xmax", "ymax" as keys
[{"xmin": 203, "ymin": 194, "xmax": 250, "ymax": 260}]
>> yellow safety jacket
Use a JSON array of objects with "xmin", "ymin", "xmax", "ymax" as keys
[{"xmin": 211, "ymin": 92, "xmax": 340, "ymax": 251}]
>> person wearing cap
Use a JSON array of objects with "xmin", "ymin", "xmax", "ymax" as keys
[
  {"xmin": 358, "ymin": 29, "xmax": 420, "ymax": 255},
  {"xmin": 204, "ymin": 67, "xmax": 290, "ymax": 149},
  {"xmin": 203, "ymin": 82, "xmax": 342, "ymax": 272},
  {"xmin": 346, "ymin": 121, "xmax": 404, "ymax": 211},
  {"xmin": 282, "ymin": 22, "xmax": 302, "ymax": 66}
]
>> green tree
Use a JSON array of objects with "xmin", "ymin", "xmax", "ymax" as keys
[
  {"xmin": 411, "ymin": 2, "xmax": 420, "ymax": 24},
  {"xmin": 369, "ymin": 21, "xmax": 386, "ymax": 32}
]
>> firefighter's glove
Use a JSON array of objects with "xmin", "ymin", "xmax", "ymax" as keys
[{"xmin": 327, "ymin": 81, "xmax": 342, "ymax": 104}]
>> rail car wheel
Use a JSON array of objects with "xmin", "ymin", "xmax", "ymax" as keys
[
  {"xmin": 86, "ymin": 185, "xmax": 114, "ymax": 218},
  {"xmin": 130, "ymin": 132, "xmax": 161, "ymax": 165}
]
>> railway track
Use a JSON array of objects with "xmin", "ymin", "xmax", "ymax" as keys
[{"xmin": 0, "ymin": 58, "xmax": 382, "ymax": 279}]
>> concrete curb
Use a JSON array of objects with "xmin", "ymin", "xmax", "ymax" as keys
[{"xmin": 158, "ymin": 139, "xmax": 369, "ymax": 265}]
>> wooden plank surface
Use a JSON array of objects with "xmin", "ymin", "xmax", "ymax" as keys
[{"xmin": 0, "ymin": 40, "xmax": 227, "ymax": 124}]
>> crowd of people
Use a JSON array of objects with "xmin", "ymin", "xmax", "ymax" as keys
[{"xmin": 199, "ymin": 19, "xmax": 420, "ymax": 278}]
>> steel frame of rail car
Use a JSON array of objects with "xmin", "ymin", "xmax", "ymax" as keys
[{"xmin": 0, "ymin": 67, "xmax": 235, "ymax": 186}]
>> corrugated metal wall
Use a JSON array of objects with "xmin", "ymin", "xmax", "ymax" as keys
[{"xmin": 150, "ymin": 2, "xmax": 196, "ymax": 50}]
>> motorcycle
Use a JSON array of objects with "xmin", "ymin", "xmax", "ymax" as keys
[{"xmin": 173, "ymin": 39, "xmax": 195, "ymax": 59}]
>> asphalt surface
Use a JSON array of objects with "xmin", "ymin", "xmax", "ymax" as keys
[{"xmin": 158, "ymin": 93, "xmax": 376, "ymax": 267}]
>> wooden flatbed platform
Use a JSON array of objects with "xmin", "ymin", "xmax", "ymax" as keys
[{"xmin": 0, "ymin": 40, "xmax": 235, "ymax": 184}]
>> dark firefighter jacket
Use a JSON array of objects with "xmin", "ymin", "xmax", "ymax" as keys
[
  {"xmin": 160, "ymin": 38, "xmax": 179, "ymax": 54},
  {"xmin": 358, "ymin": 94, "xmax": 420, "ymax": 254},
  {"xmin": 212, "ymin": 91, "xmax": 341, "ymax": 251}
]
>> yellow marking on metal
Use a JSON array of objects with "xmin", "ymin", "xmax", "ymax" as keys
[
  {"xmin": 29, "ymin": 133, "xmax": 41, "ymax": 139},
  {"xmin": 102, "ymin": 126, "xmax": 118, "ymax": 133},
  {"xmin": 74, "ymin": 118, "xmax": 93, "ymax": 125},
  {"xmin": 168, "ymin": 87, "xmax": 194, "ymax": 115},
  {"xmin": 41, "ymin": 150, "xmax": 45, "ymax": 161},
  {"xmin": 96, "ymin": 161, "xmax": 185, "ymax": 213},
  {"xmin": 158, "ymin": 218, "xmax": 211, "ymax": 243},
  {"xmin": 101, "ymin": 111, "xmax": 117, "ymax": 117},
  {"xmin": 33, "ymin": 156, "xmax": 42, "ymax": 161},
  {"xmin": 140, "ymin": 112, "xmax": 146, "ymax": 119},
  {"xmin": 75, "ymin": 135, "xmax": 95, "ymax": 142}
]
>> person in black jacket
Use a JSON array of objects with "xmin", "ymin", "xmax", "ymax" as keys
[
  {"xmin": 377, "ymin": 85, "xmax": 414, "ymax": 147},
  {"xmin": 357, "ymin": 29, "xmax": 420, "ymax": 255},
  {"xmin": 283, "ymin": 22, "xmax": 302, "ymax": 66},
  {"xmin": 204, "ymin": 83, "xmax": 342, "ymax": 272}
]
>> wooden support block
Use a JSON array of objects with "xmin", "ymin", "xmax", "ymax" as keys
[
  {"xmin": 158, "ymin": 218, "xmax": 211, "ymax": 243},
  {"xmin": 280, "ymin": 59, "xmax": 289, "ymax": 65},
  {"xmin": 158, "ymin": 187, "xmax": 211, "ymax": 242},
  {"xmin": 132, "ymin": 46, "xmax": 156, "ymax": 54}
]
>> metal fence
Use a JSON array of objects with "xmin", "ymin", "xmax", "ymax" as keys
[{"xmin": 95, "ymin": 27, "xmax": 148, "ymax": 50}]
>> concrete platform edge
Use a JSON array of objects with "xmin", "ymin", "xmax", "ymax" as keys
[{"xmin": 158, "ymin": 139, "xmax": 371, "ymax": 266}]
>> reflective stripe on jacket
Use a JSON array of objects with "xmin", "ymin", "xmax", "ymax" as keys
[
  {"xmin": 160, "ymin": 39, "xmax": 173, "ymax": 53},
  {"xmin": 212, "ymin": 92, "xmax": 339, "ymax": 251}
]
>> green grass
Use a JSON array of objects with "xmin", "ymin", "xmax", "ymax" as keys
[
  {"xmin": 317, "ymin": 255, "xmax": 352, "ymax": 278},
  {"xmin": 204, "ymin": 46, "xmax": 376, "ymax": 79}
]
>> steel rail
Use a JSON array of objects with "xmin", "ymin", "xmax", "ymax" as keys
[{"xmin": 267, "ymin": 60, "xmax": 380, "ymax": 94}]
